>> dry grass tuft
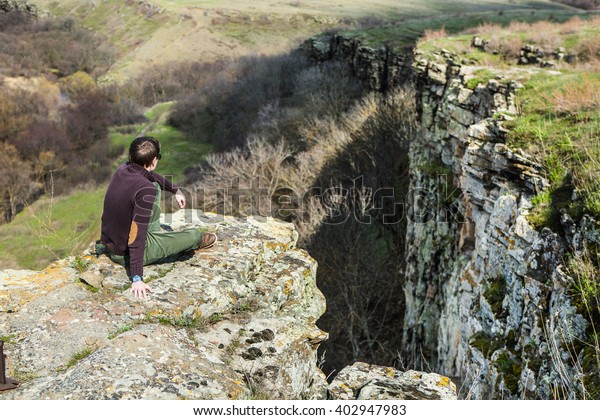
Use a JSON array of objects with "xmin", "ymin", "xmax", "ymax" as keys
[
  {"xmin": 549, "ymin": 74, "xmax": 600, "ymax": 115},
  {"xmin": 422, "ymin": 27, "xmax": 448, "ymax": 41}
]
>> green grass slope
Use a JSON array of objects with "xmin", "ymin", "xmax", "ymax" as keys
[
  {"xmin": 417, "ymin": 16, "xmax": 600, "ymax": 229},
  {"xmin": 30, "ymin": 0, "xmax": 581, "ymax": 81}
]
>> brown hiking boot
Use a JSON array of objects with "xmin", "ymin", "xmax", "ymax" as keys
[{"xmin": 196, "ymin": 232, "xmax": 217, "ymax": 252}]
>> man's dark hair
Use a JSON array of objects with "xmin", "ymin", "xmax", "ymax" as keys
[{"xmin": 129, "ymin": 137, "xmax": 160, "ymax": 167}]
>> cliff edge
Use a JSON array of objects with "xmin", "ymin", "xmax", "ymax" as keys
[
  {"xmin": 0, "ymin": 210, "xmax": 457, "ymax": 400},
  {"xmin": 304, "ymin": 23, "xmax": 599, "ymax": 399},
  {"xmin": 0, "ymin": 211, "xmax": 328, "ymax": 399}
]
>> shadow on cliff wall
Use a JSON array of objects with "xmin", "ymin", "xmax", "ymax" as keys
[{"xmin": 168, "ymin": 40, "xmax": 418, "ymax": 381}]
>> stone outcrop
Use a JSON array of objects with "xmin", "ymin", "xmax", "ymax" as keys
[
  {"xmin": 328, "ymin": 362, "xmax": 456, "ymax": 400},
  {"xmin": 0, "ymin": 0, "xmax": 37, "ymax": 16},
  {"xmin": 403, "ymin": 48, "xmax": 594, "ymax": 399},
  {"xmin": 471, "ymin": 35, "xmax": 576, "ymax": 67},
  {"xmin": 1, "ymin": 211, "xmax": 450, "ymax": 400},
  {"xmin": 302, "ymin": 34, "xmax": 411, "ymax": 91},
  {"xmin": 0, "ymin": 211, "xmax": 328, "ymax": 399}
]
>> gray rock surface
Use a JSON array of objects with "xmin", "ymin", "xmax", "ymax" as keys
[
  {"xmin": 0, "ymin": 0, "xmax": 38, "ymax": 15},
  {"xmin": 0, "ymin": 211, "xmax": 328, "ymax": 399},
  {"xmin": 329, "ymin": 362, "xmax": 457, "ymax": 400},
  {"xmin": 402, "ymin": 47, "xmax": 593, "ymax": 399},
  {"xmin": 303, "ymin": 34, "xmax": 410, "ymax": 91}
]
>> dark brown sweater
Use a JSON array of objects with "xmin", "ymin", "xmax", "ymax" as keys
[{"xmin": 100, "ymin": 162, "xmax": 178, "ymax": 278}]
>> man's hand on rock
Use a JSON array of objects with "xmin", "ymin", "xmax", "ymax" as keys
[
  {"xmin": 131, "ymin": 281, "xmax": 153, "ymax": 299},
  {"xmin": 175, "ymin": 191, "xmax": 186, "ymax": 209}
]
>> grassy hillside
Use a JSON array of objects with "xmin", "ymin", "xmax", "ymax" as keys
[
  {"xmin": 343, "ymin": 7, "xmax": 580, "ymax": 50},
  {"xmin": 29, "ymin": 0, "xmax": 581, "ymax": 81},
  {"xmin": 0, "ymin": 187, "xmax": 105, "ymax": 269}
]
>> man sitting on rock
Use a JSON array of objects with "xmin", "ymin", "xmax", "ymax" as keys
[{"xmin": 99, "ymin": 136, "xmax": 216, "ymax": 299}]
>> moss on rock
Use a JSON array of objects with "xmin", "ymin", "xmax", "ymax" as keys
[{"xmin": 483, "ymin": 276, "xmax": 507, "ymax": 319}]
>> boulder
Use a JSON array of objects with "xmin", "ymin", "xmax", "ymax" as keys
[{"xmin": 328, "ymin": 362, "xmax": 457, "ymax": 400}]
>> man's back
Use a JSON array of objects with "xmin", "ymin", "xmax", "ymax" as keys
[{"xmin": 101, "ymin": 162, "xmax": 156, "ymax": 257}]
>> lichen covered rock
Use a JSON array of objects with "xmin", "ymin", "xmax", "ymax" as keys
[
  {"xmin": 0, "ymin": 211, "xmax": 328, "ymax": 400},
  {"xmin": 328, "ymin": 362, "xmax": 457, "ymax": 400},
  {"xmin": 402, "ymin": 47, "xmax": 594, "ymax": 399}
]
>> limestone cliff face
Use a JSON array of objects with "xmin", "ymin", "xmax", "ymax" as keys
[
  {"xmin": 302, "ymin": 34, "xmax": 411, "ymax": 91},
  {"xmin": 0, "ymin": 212, "xmax": 328, "ymax": 399},
  {"xmin": 403, "ymin": 49, "xmax": 594, "ymax": 399},
  {"xmin": 304, "ymin": 34, "xmax": 597, "ymax": 399}
]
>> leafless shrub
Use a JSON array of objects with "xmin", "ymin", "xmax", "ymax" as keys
[
  {"xmin": 189, "ymin": 85, "xmax": 415, "ymax": 223},
  {"xmin": 486, "ymin": 33, "xmax": 523, "ymax": 59},
  {"xmin": 0, "ymin": 142, "xmax": 35, "ymax": 222},
  {"xmin": 169, "ymin": 53, "xmax": 362, "ymax": 153},
  {"xmin": 0, "ymin": 15, "xmax": 112, "ymax": 78},
  {"xmin": 127, "ymin": 59, "xmax": 231, "ymax": 106},
  {"xmin": 574, "ymin": 36, "xmax": 600, "ymax": 63},
  {"xmin": 464, "ymin": 22, "xmax": 502, "ymax": 35},
  {"xmin": 422, "ymin": 27, "xmax": 448, "ymax": 42},
  {"xmin": 526, "ymin": 22, "xmax": 563, "ymax": 51},
  {"xmin": 192, "ymin": 138, "xmax": 293, "ymax": 217}
]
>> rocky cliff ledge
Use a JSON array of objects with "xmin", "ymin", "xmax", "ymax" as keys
[
  {"xmin": 0, "ymin": 211, "xmax": 456, "ymax": 400},
  {"xmin": 0, "ymin": 0, "xmax": 38, "ymax": 15},
  {"xmin": 302, "ymin": 34, "xmax": 411, "ymax": 91},
  {"xmin": 0, "ymin": 212, "xmax": 327, "ymax": 399}
]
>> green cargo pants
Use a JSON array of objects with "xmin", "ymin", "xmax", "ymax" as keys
[{"xmin": 108, "ymin": 183, "xmax": 204, "ymax": 270}]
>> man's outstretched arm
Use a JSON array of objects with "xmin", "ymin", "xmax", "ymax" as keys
[{"xmin": 152, "ymin": 172, "xmax": 186, "ymax": 208}]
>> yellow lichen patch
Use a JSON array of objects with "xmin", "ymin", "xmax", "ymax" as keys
[
  {"xmin": 283, "ymin": 279, "xmax": 294, "ymax": 295},
  {"xmin": 229, "ymin": 385, "xmax": 246, "ymax": 400},
  {"xmin": 385, "ymin": 367, "xmax": 395, "ymax": 377},
  {"xmin": 461, "ymin": 270, "xmax": 478, "ymax": 288},
  {"xmin": 265, "ymin": 241, "xmax": 285, "ymax": 252},
  {"xmin": 507, "ymin": 236, "xmax": 516, "ymax": 250},
  {"xmin": 80, "ymin": 255, "xmax": 97, "ymax": 263},
  {"xmin": 0, "ymin": 261, "xmax": 77, "ymax": 312},
  {"xmin": 437, "ymin": 376, "xmax": 451, "ymax": 387}
]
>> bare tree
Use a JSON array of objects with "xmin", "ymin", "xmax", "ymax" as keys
[{"xmin": 0, "ymin": 142, "xmax": 34, "ymax": 222}]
